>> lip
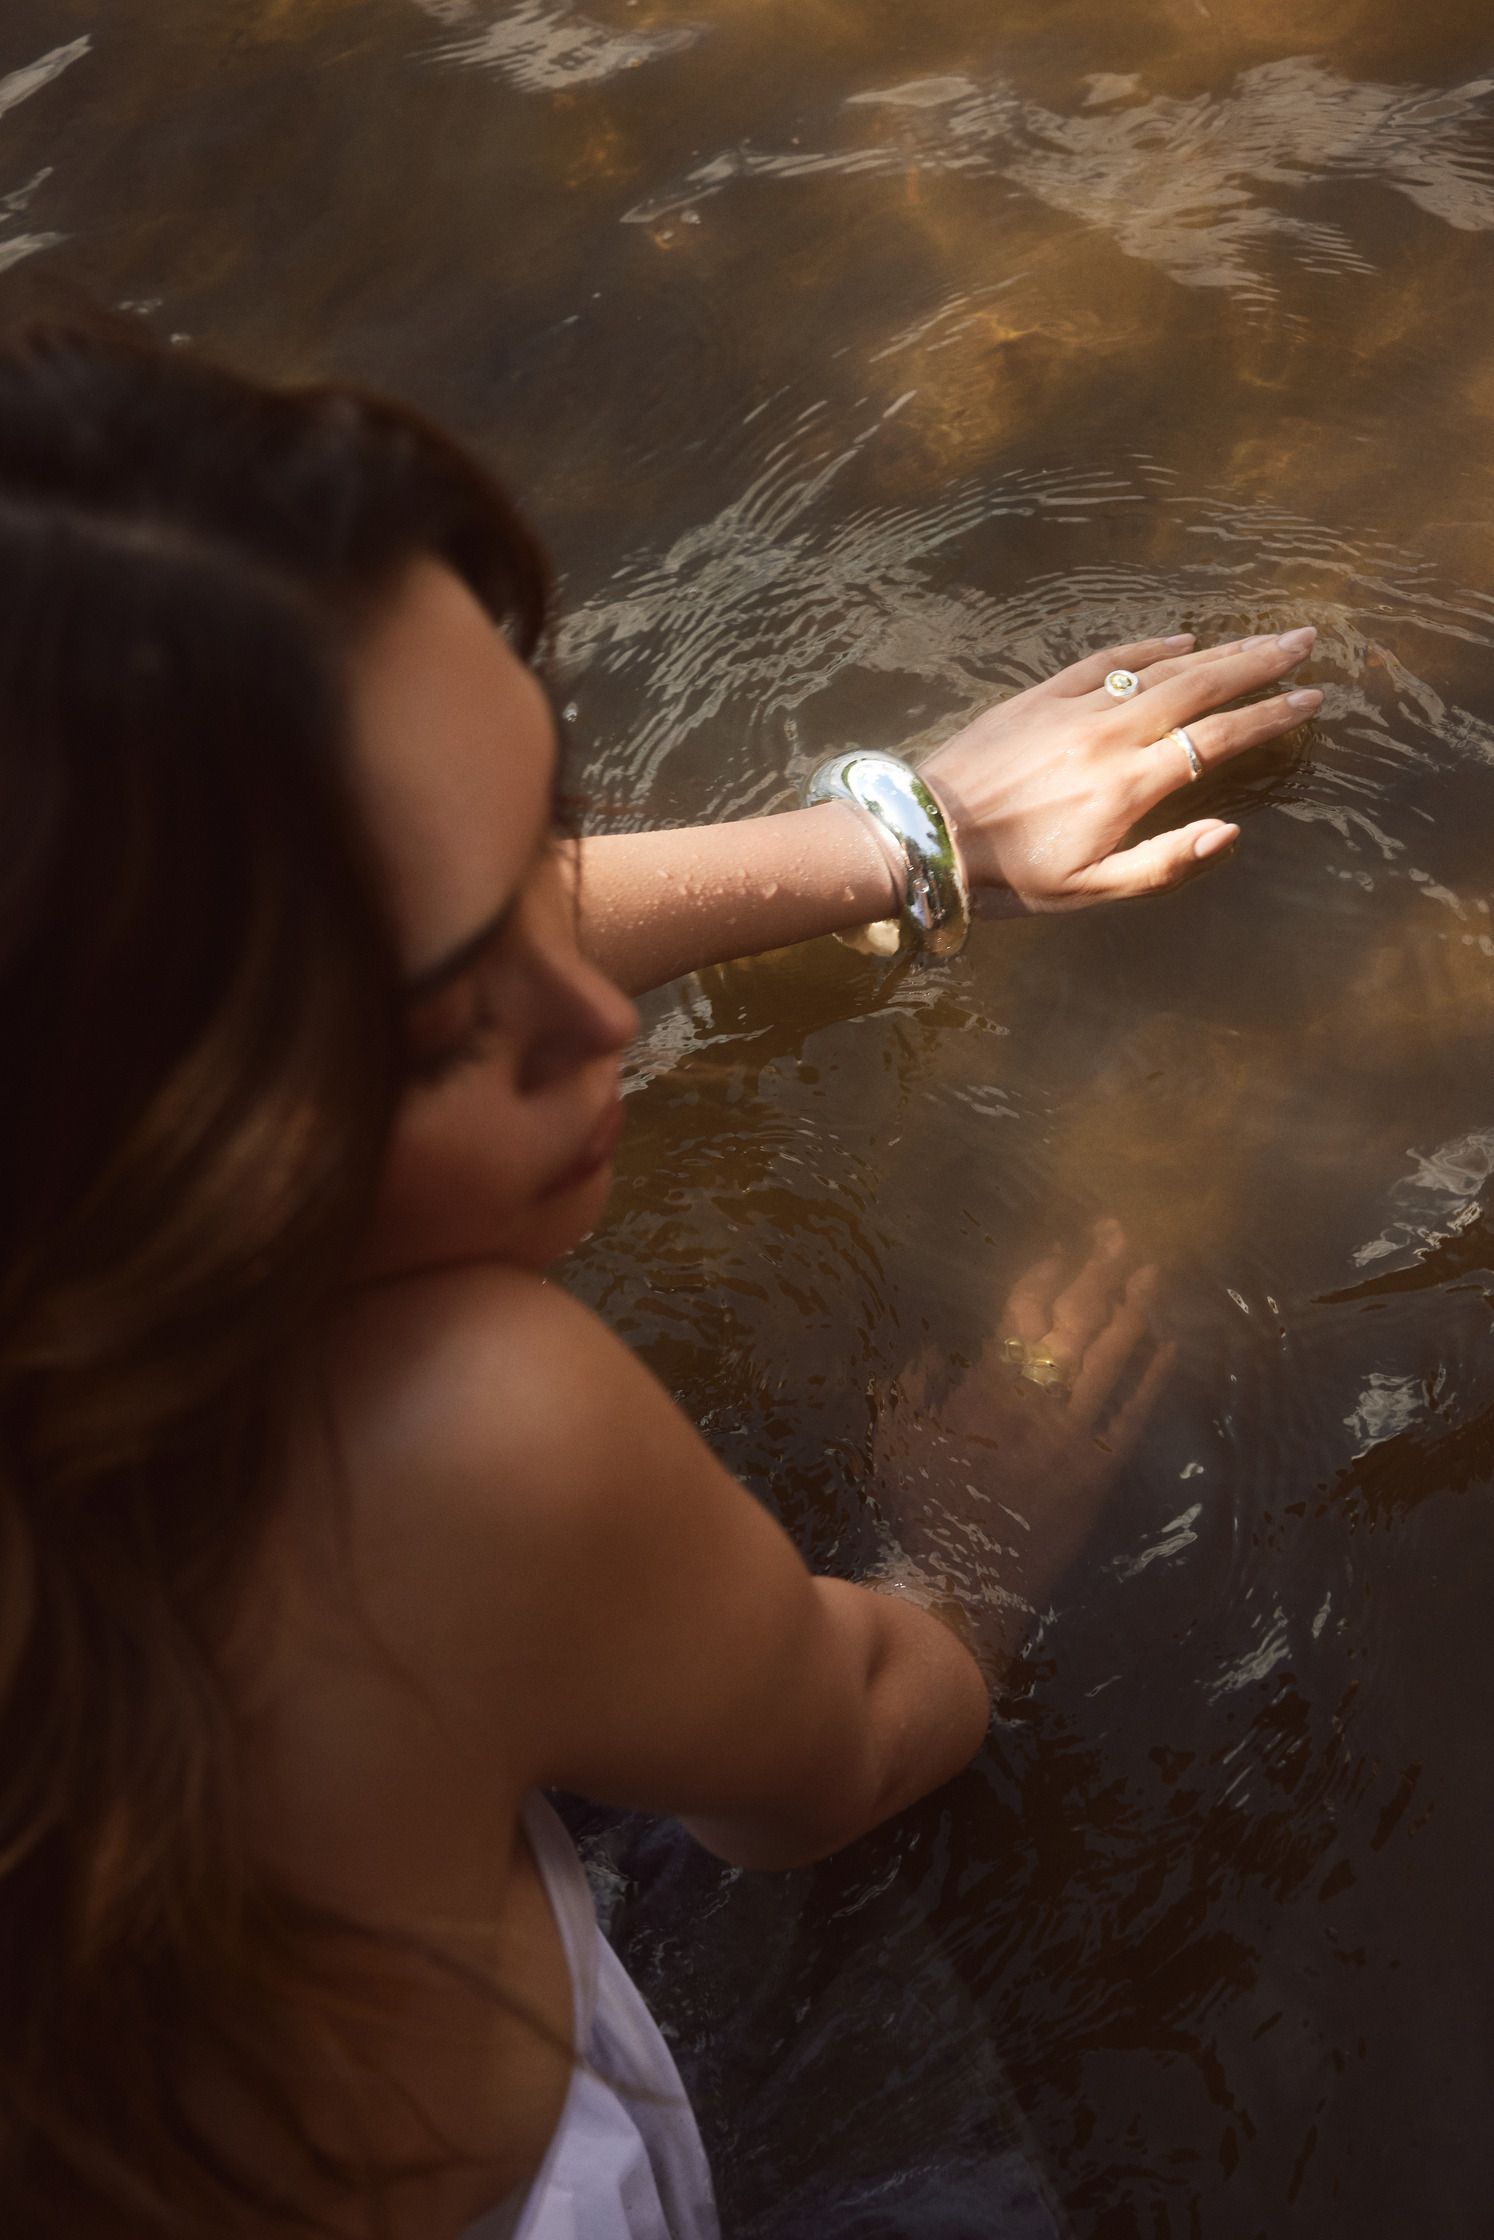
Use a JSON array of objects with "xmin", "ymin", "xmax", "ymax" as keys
[{"xmin": 538, "ymin": 1095, "xmax": 625, "ymax": 1201}]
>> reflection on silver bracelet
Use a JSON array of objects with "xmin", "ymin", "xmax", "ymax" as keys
[{"xmin": 802, "ymin": 750, "xmax": 971, "ymax": 961}]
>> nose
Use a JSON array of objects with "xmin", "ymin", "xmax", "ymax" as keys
[{"xmin": 518, "ymin": 939, "xmax": 637, "ymax": 1096}]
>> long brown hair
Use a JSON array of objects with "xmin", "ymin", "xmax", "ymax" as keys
[{"xmin": 0, "ymin": 303, "xmax": 552, "ymax": 2234}]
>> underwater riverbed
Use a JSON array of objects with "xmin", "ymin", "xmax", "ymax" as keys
[{"xmin": 7, "ymin": 1, "xmax": 1494, "ymax": 2232}]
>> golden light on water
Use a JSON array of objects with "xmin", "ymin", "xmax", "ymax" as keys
[{"xmin": 6, "ymin": 0, "xmax": 1494, "ymax": 2227}]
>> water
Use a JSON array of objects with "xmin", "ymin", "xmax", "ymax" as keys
[{"xmin": 8, "ymin": 2, "xmax": 1494, "ymax": 2231}]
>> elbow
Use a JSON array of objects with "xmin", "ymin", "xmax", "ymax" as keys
[{"xmin": 677, "ymin": 1755, "xmax": 926, "ymax": 1870}]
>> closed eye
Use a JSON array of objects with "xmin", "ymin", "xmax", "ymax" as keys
[{"xmin": 403, "ymin": 969, "xmax": 493, "ymax": 1084}]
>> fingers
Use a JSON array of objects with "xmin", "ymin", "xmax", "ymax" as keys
[
  {"xmin": 1048, "ymin": 685, "xmax": 1311, "ymax": 909},
  {"xmin": 1040, "ymin": 1219, "xmax": 1129, "ymax": 1372},
  {"xmin": 998, "ymin": 1245, "xmax": 1067, "ymax": 1349},
  {"xmin": 1041, "ymin": 625, "xmax": 1318, "ymax": 714},
  {"xmin": 1101, "ymin": 1338, "xmax": 1178, "ymax": 1462},
  {"xmin": 1127, "ymin": 681, "xmax": 1320, "ymax": 801},
  {"xmin": 1128, "ymin": 633, "xmax": 1269, "ymax": 693},
  {"xmin": 1117, "ymin": 627, "xmax": 1318, "ymax": 742},
  {"xmin": 993, "ymin": 1225, "xmax": 1125, "ymax": 1387},
  {"xmin": 1082, "ymin": 628, "xmax": 1316, "ymax": 712},
  {"xmin": 1071, "ymin": 818, "xmax": 1240, "ymax": 901},
  {"xmin": 1063, "ymin": 671, "xmax": 1319, "ymax": 899},
  {"xmin": 1067, "ymin": 1265, "xmax": 1158, "ymax": 1428},
  {"xmin": 1085, "ymin": 686, "xmax": 1320, "ymax": 872},
  {"xmin": 1036, "ymin": 634, "xmax": 1196, "ymax": 701}
]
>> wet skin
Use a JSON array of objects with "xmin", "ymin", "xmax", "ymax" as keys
[
  {"xmin": 219, "ymin": 561, "xmax": 1317, "ymax": 2234},
  {"xmin": 219, "ymin": 563, "xmax": 988, "ymax": 2238}
]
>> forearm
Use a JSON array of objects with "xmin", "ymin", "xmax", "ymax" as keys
[
  {"xmin": 681, "ymin": 1577, "xmax": 989, "ymax": 1870},
  {"xmin": 572, "ymin": 804, "xmax": 899, "ymax": 995},
  {"xmin": 568, "ymin": 631, "xmax": 1322, "ymax": 991},
  {"xmin": 871, "ymin": 1421, "xmax": 1097, "ymax": 1675}
]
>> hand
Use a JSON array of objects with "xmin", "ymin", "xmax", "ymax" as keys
[
  {"xmin": 869, "ymin": 1222, "xmax": 1175, "ymax": 1674},
  {"xmin": 919, "ymin": 628, "xmax": 1321, "ymax": 912}
]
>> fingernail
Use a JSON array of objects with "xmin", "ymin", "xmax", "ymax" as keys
[
  {"xmin": 1241, "ymin": 633, "xmax": 1273, "ymax": 649},
  {"xmin": 1193, "ymin": 823, "xmax": 1239, "ymax": 860},
  {"xmin": 1287, "ymin": 688, "xmax": 1321, "ymax": 710},
  {"xmin": 1164, "ymin": 632, "xmax": 1194, "ymax": 648},
  {"xmin": 1276, "ymin": 625, "xmax": 1316, "ymax": 656}
]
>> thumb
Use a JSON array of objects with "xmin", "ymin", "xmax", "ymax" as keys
[{"xmin": 1070, "ymin": 819, "xmax": 1239, "ymax": 902}]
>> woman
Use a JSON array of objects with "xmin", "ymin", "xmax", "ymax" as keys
[{"xmin": 0, "ymin": 307, "xmax": 1319, "ymax": 2238}]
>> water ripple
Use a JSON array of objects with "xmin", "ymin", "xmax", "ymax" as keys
[
  {"xmin": 625, "ymin": 56, "xmax": 1494, "ymax": 308},
  {"xmin": 415, "ymin": 0, "xmax": 701, "ymax": 94},
  {"xmin": 561, "ymin": 432, "xmax": 1494, "ymax": 841},
  {"xmin": 0, "ymin": 36, "xmax": 89, "ymax": 278}
]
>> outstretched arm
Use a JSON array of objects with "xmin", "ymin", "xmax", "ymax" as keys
[
  {"xmin": 572, "ymin": 796, "xmax": 900, "ymax": 997},
  {"xmin": 574, "ymin": 629, "xmax": 1321, "ymax": 993}
]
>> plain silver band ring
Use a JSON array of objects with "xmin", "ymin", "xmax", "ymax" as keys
[
  {"xmin": 1166, "ymin": 724, "xmax": 1203, "ymax": 781},
  {"xmin": 1103, "ymin": 668, "xmax": 1140, "ymax": 700}
]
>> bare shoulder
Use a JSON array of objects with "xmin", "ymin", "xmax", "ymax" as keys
[
  {"xmin": 321, "ymin": 1261, "xmax": 688, "ymax": 1554},
  {"xmin": 310, "ymin": 1262, "xmax": 756, "ymax": 1669},
  {"xmin": 276, "ymin": 1262, "xmax": 828, "ymax": 1810},
  {"xmin": 332, "ymin": 1261, "xmax": 635, "ymax": 1450}
]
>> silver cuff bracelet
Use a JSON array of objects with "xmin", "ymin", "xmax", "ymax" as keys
[{"xmin": 802, "ymin": 751, "xmax": 971, "ymax": 961}]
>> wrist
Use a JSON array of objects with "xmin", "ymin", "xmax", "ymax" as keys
[
  {"xmin": 914, "ymin": 760, "xmax": 995, "ymax": 892},
  {"xmin": 863, "ymin": 1561, "xmax": 976, "ymax": 1653},
  {"xmin": 807, "ymin": 798, "xmax": 902, "ymax": 922},
  {"xmin": 802, "ymin": 753, "xmax": 971, "ymax": 960}
]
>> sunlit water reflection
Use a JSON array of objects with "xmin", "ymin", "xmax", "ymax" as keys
[{"xmin": 7, "ymin": 0, "xmax": 1494, "ymax": 2231}]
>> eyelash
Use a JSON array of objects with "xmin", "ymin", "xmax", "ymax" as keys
[
  {"xmin": 407, "ymin": 1025, "xmax": 494, "ymax": 1087},
  {"xmin": 401, "ymin": 838, "xmax": 564, "ymax": 1085},
  {"xmin": 405, "ymin": 979, "xmax": 502, "ymax": 1086}
]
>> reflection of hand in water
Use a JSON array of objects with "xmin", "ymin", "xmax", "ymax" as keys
[{"xmin": 869, "ymin": 1220, "xmax": 1175, "ymax": 1682}]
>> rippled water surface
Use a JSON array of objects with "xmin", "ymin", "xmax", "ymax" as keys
[{"xmin": 9, "ymin": 2, "xmax": 1494, "ymax": 2232}]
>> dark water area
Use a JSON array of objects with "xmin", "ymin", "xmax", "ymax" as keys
[{"xmin": 8, "ymin": 2, "xmax": 1494, "ymax": 2233}]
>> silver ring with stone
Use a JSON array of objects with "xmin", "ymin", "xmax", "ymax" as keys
[
  {"xmin": 1103, "ymin": 668, "xmax": 1140, "ymax": 700},
  {"xmin": 1165, "ymin": 724, "xmax": 1203, "ymax": 780}
]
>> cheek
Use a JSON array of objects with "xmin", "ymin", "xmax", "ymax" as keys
[
  {"xmin": 377, "ymin": 1075, "xmax": 531, "ymax": 1240},
  {"xmin": 370, "ymin": 1091, "xmax": 614, "ymax": 1274}
]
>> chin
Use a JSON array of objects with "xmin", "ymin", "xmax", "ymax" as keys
[
  {"xmin": 356, "ymin": 1163, "xmax": 615, "ymax": 1282},
  {"xmin": 509, "ymin": 1164, "xmax": 615, "ymax": 1272}
]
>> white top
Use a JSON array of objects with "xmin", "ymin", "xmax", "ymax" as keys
[{"xmin": 458, "ymin": 1795, "xmax": 720, "ymax": 2240}]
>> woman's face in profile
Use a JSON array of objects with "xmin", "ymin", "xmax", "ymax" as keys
[{"xmin": 346, "ymin": 559, "xmax": 637, "ymax": 1278}]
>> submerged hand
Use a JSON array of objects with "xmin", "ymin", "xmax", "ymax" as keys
[
  {"xmin": 871, "ymin": 1221, "xmax": 1175, "ymax": 1674},
  {"xmin": 919, "ymin": 628, "xmax": 1321, "ymax": 911}
]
